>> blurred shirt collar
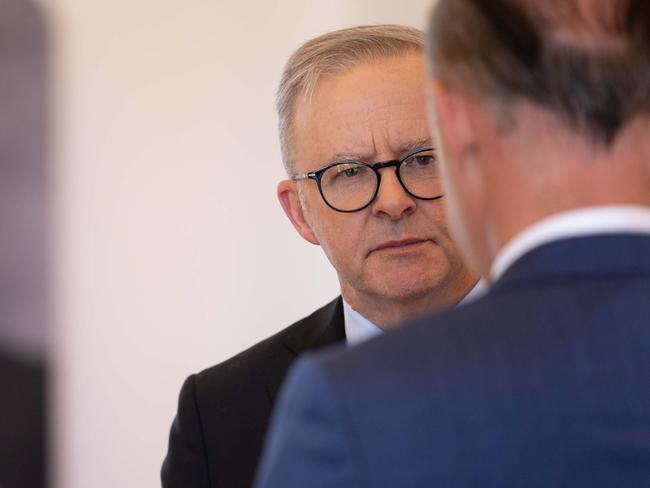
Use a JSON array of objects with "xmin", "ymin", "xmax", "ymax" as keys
[
  {"xmin": 344, "ymin": 279, "xmax": 487, "ymax": 347},
  {"xmin": 490, "ymin": 205, "xmax": 650, "ymax": 283}
]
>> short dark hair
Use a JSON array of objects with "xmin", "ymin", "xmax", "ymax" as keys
[{"xmin": 427, "ymin": 0, "xmax": 650, "ymax": 144}]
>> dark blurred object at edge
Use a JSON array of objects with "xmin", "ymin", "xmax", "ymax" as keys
[{"xmin": 1, "ymin": 0, "xmax": 49, "ymax": 486}]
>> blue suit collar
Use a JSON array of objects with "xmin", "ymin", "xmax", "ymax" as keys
[{"xmin": 491, "ymin": 233, "xmax": 650, "ymax": 293}]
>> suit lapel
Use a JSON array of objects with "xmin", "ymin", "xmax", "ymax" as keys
[
  {"xmin": 264, "ymin": 297, "xmax": 345, "ymax": 403},
  {"xmin": 283, "ymin": 297, "xmax": 345, "ymax": 355}
]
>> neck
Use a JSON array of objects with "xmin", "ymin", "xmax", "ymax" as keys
[
  {"xmin": 484, "ymin": 115, "xmax": 650, "ymax": 273},
  {"xmin": 340, "ymin": 269, "xmax": 478, "ymax": 329}
]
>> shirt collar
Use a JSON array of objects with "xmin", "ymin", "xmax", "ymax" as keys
[
  {"xmin": 343, "ymin": 279, "xmax": 487, "ymax": 347},
  {"xmin": 343, "ymin": 300, "xmax": 382, "ymax": 347},
  {"xmin": 490, "ymin": 205, "xmax": 650, "ymax": 283}
]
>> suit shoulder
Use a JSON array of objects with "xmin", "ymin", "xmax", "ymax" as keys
[
  {"xmin": 193, "ymin": 297, "xmax": 342, "ymax": 394},
  {"xmin": 312, "ymin": 296, "xmax": 499, "ymax": 382}
]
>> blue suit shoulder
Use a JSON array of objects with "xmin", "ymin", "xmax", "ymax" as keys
[{"xmin": 258, "ymin": 261, "xmax": 650, "ymax": 487}]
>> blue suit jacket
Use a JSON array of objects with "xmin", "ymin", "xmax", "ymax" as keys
[{"xmin": 255, "ymin": 234, "xmax": 650, "ymax": 487}]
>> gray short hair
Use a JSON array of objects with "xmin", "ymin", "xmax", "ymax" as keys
[{"xmin": 276, "ymin": 24, "xmax": 425, "ymax": 173}]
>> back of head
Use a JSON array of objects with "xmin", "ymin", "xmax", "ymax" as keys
[
  {"xmin": 425, "ymin": 0, "xmax": 650, "ymax": 277},
  {"xmin": 276, "ymin": 25, "xmax": 425, "ymax": 173},
  {"xmin": 428, "ymin": 0, "xmax": 650, "ymax": 146}
]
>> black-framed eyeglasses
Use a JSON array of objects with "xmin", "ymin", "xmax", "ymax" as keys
[{"xmin": 290, "ymin": 147, "xmax": 444, "ymax": 213}]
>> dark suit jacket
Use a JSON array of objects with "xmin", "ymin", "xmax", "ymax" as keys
[
  {"xmin": 161, "ymin": 297, "xmax": 345, "ymax": 488},
  {"xmin": 256, "ymin": 234, "xmax": 650, "ymax": 487}
]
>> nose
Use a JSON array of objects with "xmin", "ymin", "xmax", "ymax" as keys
[{"xmin": 371, "ymin": 168, "xmax": 416, "ymax": 220}]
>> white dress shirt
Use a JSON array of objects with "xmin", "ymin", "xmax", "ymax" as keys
[
  {"xmin": 344, "ymin": 280, "xmax": 487, "ymax": 347},
  {"xmin": 490, "ymin": 205, "xmax": 650, "ymax": 283}
]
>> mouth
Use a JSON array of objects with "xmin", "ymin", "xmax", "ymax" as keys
[{"xmin": 372, "ymin": 238, "xmax": 432, "ymax": 253}]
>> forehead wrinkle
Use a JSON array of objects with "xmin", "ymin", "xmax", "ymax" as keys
[
  {"xmin": 366, "ymin": 101, "xmax": 427, "ymax": 155},
  {"xmin": 385, "ymin": 109, "xmax": 432, "ymax": 155},
  {"xmin": 396, "ymin": 137, "xmax": 434, "ymax": 154},
  {"xmin": 319, "ymin": 111, "xmax": 386, "ymax": 163},
  {"xmin": 314, "ymin": 110, "xmax": 429, "ymax": 165},
  {"xmin": 327, "ymin": 136, "xmax": 433, "ymax": 164},
  {"xmin": 296, "ymin": 55, "xmax": 428, "ymax": 167}
]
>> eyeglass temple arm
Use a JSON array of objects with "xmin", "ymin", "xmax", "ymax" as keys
[{"xmin": 290, "ymin": 173, "xmax": 314, "ymax": 181}]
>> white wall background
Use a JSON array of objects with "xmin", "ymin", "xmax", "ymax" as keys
[{"xmin": 40, "ymin": 0, "xmax": 434, "ymax": 486}]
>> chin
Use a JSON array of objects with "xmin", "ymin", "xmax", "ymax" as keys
[{"xmin": 368, "ymin": 272, "xmax": 447, "ymax": 303}]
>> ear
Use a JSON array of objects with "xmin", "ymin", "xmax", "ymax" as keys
[
  {"xmin": 277, "ymin": 179, "xmax": 320, "ymax": 245},
  {"xmin": 429, "ymin": 82, "xmax": 491, "ymax": 277},
  {"xmin": 430, "ymin": 81, "xmax": 480, "ymax": 176}
]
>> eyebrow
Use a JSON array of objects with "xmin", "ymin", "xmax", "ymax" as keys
[
  {"xmin": 399, "ymin": 138, "xmax": 434, "ymax": 156},
  {"xmin": 327, "ymin": 138, "xmax": 434, "ymax": 164}
]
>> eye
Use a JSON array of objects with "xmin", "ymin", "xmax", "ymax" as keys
[
  {"xmin": 341, "ymin": 167, "xmax": 361, "ymax": 177},
  {"xmin": 403, "ymin": 149, "xmax": 437, "ymax": 168},
  {"xmin": 333, "ymin": 164, "xmax": 366, "ymax": 179},
  {"xmin": 413, "ymin": 155, "xmax": 434, "ymax": 166},
  {"xmin": 323, "ymin": 163, "xmax": 372, "ymax": 189}
]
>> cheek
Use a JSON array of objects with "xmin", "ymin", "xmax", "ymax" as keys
[
  {"xmin": 310, "ymin": 208, "xmax": 366, "ymax": 261},
  {"xmin": 443, "ymin": 192, "xmax": 467, "ymax": 247},
  {"xmin": 441, "ymin": 171, "xmax": 477, "ymax": 264},
  {"xmin": 443, "ymin": 182, "xmax": 486, "ymax": 277}
]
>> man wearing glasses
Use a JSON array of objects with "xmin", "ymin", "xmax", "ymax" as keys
[
  {"xmin": 256, "ymin": 1, "xmax": 650, "ymax": 486},
  {"xmin": 162, "ymin": 24, "xmax": 480, "ymax": 488}
]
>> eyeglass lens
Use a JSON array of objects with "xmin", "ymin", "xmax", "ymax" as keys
[{"xmin": 319, "ymin": 149, "xmax": 441, "ymax": 212}]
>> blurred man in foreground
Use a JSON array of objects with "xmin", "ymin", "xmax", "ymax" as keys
[
  {"xmin": 162, "ymin": 25, "xmax": 479, "ymax": 487},
  {"xmin": 256, "ymin": 1, "xmax": 650, "ymax": 486}
]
